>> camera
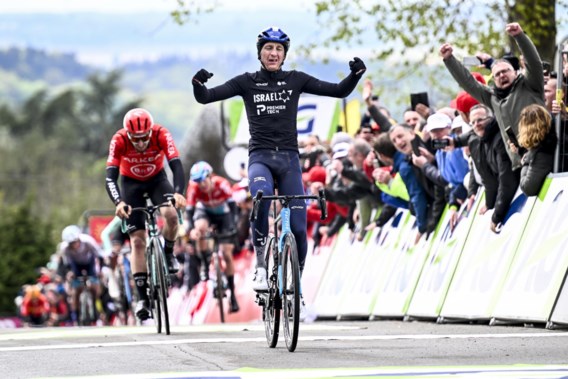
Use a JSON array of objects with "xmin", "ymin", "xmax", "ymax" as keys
[{"xmin": 432, "ymin": 139, "xmax": 450, "ymax": 149}]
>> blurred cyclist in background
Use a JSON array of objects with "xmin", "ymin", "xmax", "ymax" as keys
[{"xmin": 186, "ymin": 161, "xmax": 240, "ymax": 313}]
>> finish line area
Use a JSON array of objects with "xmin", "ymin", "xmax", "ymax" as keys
[{"xmin": 2, "ymin": 322, "xmax": 568, "ymax": 379}]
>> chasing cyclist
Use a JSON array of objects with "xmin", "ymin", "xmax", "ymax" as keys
[
  {"xmin": 186, "ymin": 161, "xmax": 240, "ymax": 313},
  {"xmin": 191, "ymin": 27, "xmax": 365, "ymax": 305},
  {"xmin": 105, "ymin": 108, "xmax": 187, "ymax": 321},
  {"xmin": 60, "ymin": 225, "xmax": 105, "ymax": 325}
]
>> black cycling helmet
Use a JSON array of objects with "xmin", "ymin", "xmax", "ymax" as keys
[{"xmin": 256, "ymin": 27, "xmax": 290, "ymax": 59}]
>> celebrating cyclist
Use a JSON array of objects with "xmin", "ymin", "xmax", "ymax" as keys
[
  {"xmin": 192, "ymin": 27, "xmax": 365, "ymax": 295},
  {"xmin": 60, "ymin": 225, "xmax": 105, "ymax": 325},
  {"xmin": 105, "ymin": 108, "xmax": 187, "ymax": 321},
  {"xmin": 186, "ymin": 161, "xmax": 240, "ymax": 313}
]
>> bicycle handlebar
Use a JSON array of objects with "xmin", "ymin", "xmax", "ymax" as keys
[
  {"xmin": 120, "ymin": 198, "xmax": 183, "ymax": 233},
  {"xmin": 250, "ymin": 189, "xmax": 327, "ymax": 222}
]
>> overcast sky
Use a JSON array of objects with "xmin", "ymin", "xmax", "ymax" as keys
[{"xmin": 0, "ymin": 0, "xmax": 311, "ymax": 13}]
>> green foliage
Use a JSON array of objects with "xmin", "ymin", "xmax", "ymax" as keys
[
  {"xmin": 170, "ymin": 0, "xmax": 219, "ymax": 25},
  {"xmin": 0, "ymin": 201, "xmax": 55, "ymax": 315},
  {"xmin": 0, "ymin": 69, "xmax": 142, "ymax": 311}
]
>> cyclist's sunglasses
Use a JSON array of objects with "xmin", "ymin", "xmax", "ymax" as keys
[{"xmin": 128, "ymin": 131, "xmax": 152, "ymax": 143}]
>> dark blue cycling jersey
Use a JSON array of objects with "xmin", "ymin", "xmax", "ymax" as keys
[{"xmin": 193, "ymin": 67, "xmax": 361, "ymax": 152}]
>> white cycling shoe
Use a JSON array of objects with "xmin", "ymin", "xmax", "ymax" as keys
[{"xmin": 252, "ymin": 267, "xmax": 268, "ymax": 292}]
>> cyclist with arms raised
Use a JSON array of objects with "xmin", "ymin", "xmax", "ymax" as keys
[
  {"xmin": 192, "ymin": 27, "xmax": 365, "ymax": 309},
  {"xmin": 105, "ymin": 108, "xmax": 187, "ymax": 321},
  {"xmin": 186, "ymin": 161, "xmax": 240, "ymax": 313}
]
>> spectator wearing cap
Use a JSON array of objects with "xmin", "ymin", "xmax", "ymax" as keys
[
  {"xmin": 453, "ymin": 71, "xmax": 487, "ymax": 124},
  {"xmin": 451, "ymin": 115, "xmax": 471, "ymax": 136},
  {"xmin": 388, "ymin": 123, "xmax": 446, "ymax": 243},
  {"xmin": 453, "ymin": 104, "xmax": 520, "ymax": 233},
  {"xmin": 412, "ymin": 113, "xmax": 469, "ymax": 229},
  {"xmin": 441, "ymin": 22, "xmax": 545, "ymax": 170}
]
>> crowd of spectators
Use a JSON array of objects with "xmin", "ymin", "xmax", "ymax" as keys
[{"xmin": 300, "ymin": 22, "xmax": 568, "ymax": 244}]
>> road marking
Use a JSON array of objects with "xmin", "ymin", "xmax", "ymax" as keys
[
  {"xmin": 33, "ymin": 365, "xmax": 568, "ymax": 379},
  {"xmin": 2, "ymin": 331, "xmax": 568, "ymax": 352},
  {"xmin": 0, "ymin": 323, "xmax": 358, "ymax": 341}
]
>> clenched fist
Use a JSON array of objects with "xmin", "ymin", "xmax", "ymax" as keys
[{"xmin": 192, "ymin": 69, "xmax": 214, "ymax": 86}]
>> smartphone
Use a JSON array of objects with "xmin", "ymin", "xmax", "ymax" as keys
[
  {"xmin": 463, "ymin": 56, "xmax": 480, "ymax": 67},
  {"xmin": 432, "ymin": 139, "xmax": 450, "ymax": 149},
  {"xmin": 410, "ymin": 92, "xmax": 429, "ymax": 111},
  {"xmin": 505, "ymin": 126, "xmax": 519, "ymax": 148},
  {"xmin": 411, "ymin": 138, "xmax": 422, "ymax": 156}
]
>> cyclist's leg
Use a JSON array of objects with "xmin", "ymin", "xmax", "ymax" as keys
[
  {"xmin": 121, "ymin": 177, "xmax": 150, "ymax": 319},
  {"xmin": 248, "ymin": 152, "xmax": 275, "ymax": 269},
  {"xmin": 152, "ymin": 173, "xmax": 181, "ymax": 272},
  {"xmin": 193, "ymin": 216, "xmax": 211, "ymax": 280},
  {"xmin": 215, "ymin": 212, "xmax": 239, "ymax": 312},
  {"xmin": 275, "ymin": 151, "xmax": 308, "ymax": 274}
]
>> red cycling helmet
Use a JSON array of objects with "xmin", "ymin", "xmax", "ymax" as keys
[{"xmin": 123, "ymin": 108, "xmax": 154, "ymax": 136}]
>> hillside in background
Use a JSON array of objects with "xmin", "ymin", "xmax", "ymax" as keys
[{"xmin": 0, "ymin": 46, "xmax": 370, "ymax": 145}]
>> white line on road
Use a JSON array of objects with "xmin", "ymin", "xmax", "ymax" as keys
[{"xmin": 2, "ymin": 331, "xmax": 568, "ymax": 352}]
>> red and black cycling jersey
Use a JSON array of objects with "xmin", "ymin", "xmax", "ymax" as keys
[
  {"xmin": 186, "ymin": 174, "xmax": 233, "ymax": 214},
  {"xmin": 105, "ymin": 124, "xmax": 185, "ymax": 205},
  {"xmin": 193, "ymin": 68, "xmax": 360, "ymax": 152},
  {"xmin": 106, "ymin": 124, "xmax": 179, "ymax": 180}
]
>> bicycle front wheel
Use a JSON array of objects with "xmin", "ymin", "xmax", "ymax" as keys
[
  {"xmin": 263, "ymin": 235, "xmax": 280, "ymax": 348},
  {"xmin": 147, "ymin": 241, "xmax": 162, "ymax": 333},
  {"xmin": 282, "ymin": 233, "xmax": 300, "ymax": 352},
  {"xmin": 153, "ymin": 238, "xmax": 171, "ymax": 335}
]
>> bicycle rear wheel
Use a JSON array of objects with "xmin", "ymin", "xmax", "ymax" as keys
[
  {"xmin": 282, "ymin": 233, "xmax": 300, "ymax": 352},
  {"xmin": 263, "ymin": 235, "xmax": 280, "ymax": 348},
  {"xmin": 213, "ymin": 252, "xmax": 225, "ymax": 323},
  {"xmin": 153, "ymin": 238, "xmax": 171, "ymax": 335}
]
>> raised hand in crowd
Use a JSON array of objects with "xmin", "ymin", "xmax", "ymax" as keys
[
  {"xmin": 439, "ymin": 43, "xmax": 454, "ymax": 60},
  {"xmin": 505, "ymin": 22, "xmax": 523, "ymax": 37},
  {"xmin": 414, "ymin": 103, "xmax": 431, "ymax": 120}
]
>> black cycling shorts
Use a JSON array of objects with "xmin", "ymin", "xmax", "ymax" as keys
[
  {"xmin": 193, "ymin": 209, "xmax": 236, "ymax": 243},
  {"xmin": 121, "ymin": 170, "xmax": 174, "ymax": 232}
]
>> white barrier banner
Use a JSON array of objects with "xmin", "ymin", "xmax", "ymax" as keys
[
  {"xmin": 313, "ymin": 227, "xmax": 362, "ymax": 317},
  {"xmin": 372, "ymin": 212, "xmax": 432, "ymax": 318},
  {"xmin": 407, "ymin": 193, "xmax": 481, "ymax": 319},
  {"xmin": 302, "ymin": 235, "xmax": 337, "ymax": 305},
  {"xmin": 440, "ymin": 190, "xmax": 536, "ymax": 321},
  {"xmin": 493, "ymin": 176, "xmax": 568, "ymax": 323},
  {"xmin": 339, "ymin": 209, "xmax": 410, "ymax": 318}
]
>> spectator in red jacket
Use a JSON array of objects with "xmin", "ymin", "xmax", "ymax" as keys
[{"xmin": 305, "ymin": 166, "xmax": 349, "ymax": 246}]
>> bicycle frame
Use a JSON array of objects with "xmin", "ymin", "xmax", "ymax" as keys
[{"xmin": 251, "ymin": 188, "xmax": 327, "ymax": 351}]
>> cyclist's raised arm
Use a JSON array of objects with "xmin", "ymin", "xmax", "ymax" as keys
[
  {"xmin": 301, "ymin": 57, "xmax": 366, "ymax": 98},
  {"xmin": 192, "ymin": 72, "xmax": 243, "ymax": 104}
]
